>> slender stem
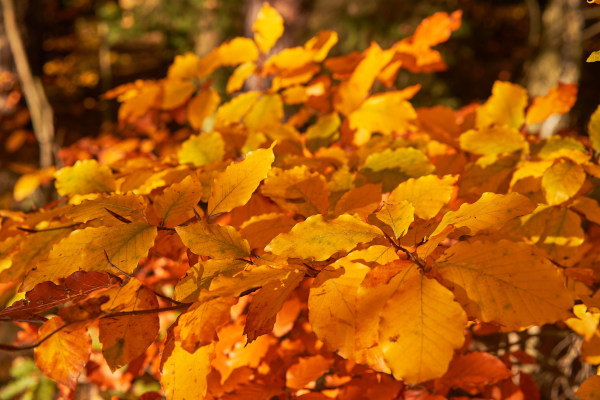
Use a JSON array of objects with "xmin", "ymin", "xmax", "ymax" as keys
[{"xmin": 383, "ymin": 231, "xmax": 425, "ymax": 269}]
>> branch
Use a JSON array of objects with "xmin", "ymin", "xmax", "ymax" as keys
[
  {"xmin": 1, "ymin": 0, "xmax": 54, "ymax": 168},
  {"xmin": 383, "ymin": 231, "xmax": 425, "ymax": 270}
]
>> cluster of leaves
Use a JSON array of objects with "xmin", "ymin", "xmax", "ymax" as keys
[{"xmin": 3, "ymin": 2, "xmax": 600, "ymax": 399}]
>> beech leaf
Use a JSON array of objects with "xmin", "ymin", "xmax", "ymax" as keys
[
  {"xmin": 176, "ymin": 221, "xmax": 250, "ymax": 259},
  {"xmin": 388, "ymin": 174, "xmax": 457, "ymax": 219},
  {"xmin": 252, "ymin": 2, "xmax": 284, "ymax": 54},
  {"xmin": 265, "ymin": 214, "xmax": 383, "ymax": 261},
  {"xmin": 154, "ymin": 174, "xmax": 203, "ymax": 227},
  {"xmin": 55, "ymin": 159, "xmax": 116, "ymax": 196},
  {"xmin": 161, "ymin": 342, "xmax": 214, "ymax": 400}
]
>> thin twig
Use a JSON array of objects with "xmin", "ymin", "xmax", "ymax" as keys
[
  {"xmin": 104, "ymin": 208, "xmax": 132, "ymax": 224},
  {"xmin": 18, "ymin": 224, "xmax": 80, "ymax": 233},
  {"xmin": 383, "ymin": 231, "xmax": 425, "ymax": 269}
]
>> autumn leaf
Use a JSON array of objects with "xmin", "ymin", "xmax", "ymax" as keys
[
  {"xmin": 348, "ymin": 91, "xmax": 417, "ymax": 135},
  {"xmin": 476, "ymin": 81, "xmax": 528, "ymax": 129},
  {"xmin": 587, "ymin": 50, "xmax": 600, "ymax": 62},
  {"xmin": 162, "ymin": 80, "xmax": 196, "ymax": 109},
  {"xmin": 459, "ymin": 125, "xmax": 528, "ymax": 157},
  {"xmin": 243, "ymin": 93, "xmax": 284, "ymax": 132},
  {"xmin": 430, "ymin": 192, "xmax": 536, "ymax": 237},
  {"xmin": 22, "ymin": 223, "xmax": 157, "ymax": 290},
  {"xmin": 388, "ymin": 174, "xmax": 457, "ymax": 219},
  {"xmin": 176, "ymin": 221, "xmax": 250, "ymax": 259},
  {"xmin": 239, "ymin": 213, "xmax": 296, "ymax": 250},
  {"xmin": 226, "ymin": 62, "xmax": 257, "ymax": 93},
  {"xmin": 306, "ymin": 112, "xmax": 341, "ymax": 152},
  {"xmin": 252, "ymin": 2, "xmax": 284, "ymax": 54},
  {"xmin": 178, "ymin": 132, "xmax": 225, "ymax": 167},
  {"xmin": 265, "ymin": 214, "xmax": 383, "ymax": 261},
  {"xmin": 436, "ymin": 239, "xmax": 572, "ymax": 327},
  {"xmin": 576, "ymin": 375, "xmax": 600, "ymax": 400},
  {"xmin": 375, "ymin": 201, "xmax": 415, "ymax": 239},
  {"xmin": 286, "ymin": 355, "xmax": 333, "ymax": 390},
  {"xmin": 215, "ymin": 91, "xmax": 261, "ymax": 126},
  {"xmin": 434, "ymin": 352, "xmax": 511, "ymax": 396},
  {"xmin": 308, "ymin": 258, "xmax": 370, "ymax": 357},
  {"xmin": 154, "ymin": 174, "xmax": 203, "ymax": 227},
  {"xmin": 333, "ymin": 183, "xmax": 382, "ymax": 219},
  {"xmin": 55, "ymin": 159, "xmax": 116, "ymax": 196},
  {"xmin": 161, "ymin": 341, "xmax": 215, "ymax": 400},
  {"xmin": 175, "ymin": 297, "xmax": 237, "ymax": 352},
  {"xmin": 245, "ymin": 270, "xmax": 303, "ymax": 342},
  {"xmin": 167, "ymin": 52, "xmax": 199, "ymax": 80},
  {"xmin": 588, "ymin": 104, "xmax": 600, "ymax": 153},
  {"xmin": 207, "ymin": 143, "xmax": 275, "ymax": 216},
  {"xmin": 525, "ymin": 83, "xmax": 577, "ymax": 125},
  {"xmin": 64, "ymin": 193, "xmax": 147, "ymax": 225},
  {"xmin": 217, "ymin": 37, "xmax": 259, "ymax": 66},
  {"xmin": 541, "ymin": 158, "xmax": 586, "ymax": 205},
  {"xmin": 99, "ymin": 279, "xmax": 159, "ymax": 370},
  {"xmin": 261, "ymin": 166, "xmax": 330, "ymax": 217},
  {"xmin": 35, "ymin": 316, "xmax": 91, "ymax": 390},
  {"xmin": 187, "ymin": 89, "xmax": 220, "ymax": 129}
]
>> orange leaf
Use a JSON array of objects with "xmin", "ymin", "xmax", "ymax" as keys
[
  {"xmin": 348, "ymin": 91, "xmax": 417, "ymax": 135},
  {"xmin": 176, "ymin": 221, "xmax": 251, "ymax": 259},
  {"xmin": 575, "ymin": 375, "xmax": 600, "ymax": 400},
  {"xmin": 240, "ymin": 213, "xmax": 296, "ymax": 250},
  {"xmin": 187, "ymin": 88, "xmax": 220, "ymax": 129},
  {"xmin": 167, "ymin": 52, "xmax": 200, "ymax": 80},
  {"xmin": 525, "ymin": 83, "xmax": 577, "ymax": 125},
  {"xmin": 434, "ymin": 352, "xmax": 511, "ymax": 396},
  {"xmin": 99, "ymin": 280, "xmax": 159, "ymax": 371},
  {"xmin": 217, "ymin": 37, "xmax": 259, "ymax": 66},
  {"xmin": 226, "ymin": 62, "xmax": 257, "ymax": 93},
  {"xmin": 162, "ymin": 80, "xmax": 196, "ymax": 110},
  {"xmin": 35, "ymin": 316, "xmax": 91, "ymax": 390},
  {"xmin": 388, "ymin": 174, "xmax": 457, "ymax": 220},
  {"xmin": 476, "ymin": 81, "xmax": 528, "ymax": 129},
  {"xmin": 333, "ymin": 183, "xmax": 382, "ymax": 219},
  {"xmin": 153, "ymin": 174, "xmax": 204, "ymax": 228},
  {"xmin": 286, "ymin": 355, "xmax": 334, "ymax": 389},
  {"xmin": 161, "ymin": 341, "xmax": 215, "ymax": 400}
]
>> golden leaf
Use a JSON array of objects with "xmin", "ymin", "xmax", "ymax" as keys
[
  {"xmin": 161, "ymin": 342, "xmax": 214, "ymax": 400},
  {"xmin": 525, "ymin": 83, "xmax": 577, "ymax": 125},
  {"xmin": 243, "ymin": 93, "xmax": 284, "ymax": 132},
  {"xmin": 333, "ymin": 183, "xmax": 382, "ymax": 219},
  {"xmin": 388, "ymin": 174, "xmax": 457, "ymax": 219},
  {"xmin": 306, "ymin": 112, "xmax": 340, "ymax": 152},
  {"xmin": 187, "ymin": 89, "xmax": 220, "ymax": 130},
  {"xmin": 541, "ymin": 158, "xmax": 586, "ymax": 205},
  {"xmin": 459, "ymin": 125, "xmax": 528, "ymax": 157},
  {"xmin": 35, "ymin": 316, "xmax": 91, "ymax": 390},
  {"xmin": 99, "ymin": 279, "xmax": 159, "ymax": 370},
  {"xmin": 348, "ymin": 91, "xmax": 417, "ymax": 135},
  {"xmin": 588, "ymin": 104, "xmax": 600, "ymax": 153},
  {"xmin": 252, "ymin": 2, "xmax": 284, "ymax": 54},
  {"xmin": 178, "ymin": 132, "xmax": 225, "ymax": 167},
  {"xmin": 261, "ymin": 166, "xmax": 330, "ymax": 217},
  {"xmin": 217, "ymin": 37, "xmax": 259, "ymax": 66},
  {"xmin": 240, "ymin": 213, "xmax": 296, "ymax": 250},
  {"xmin": 167, "ymin": 52, "xmax": 200, "ymax": 80},
  {"xmin": 22, "ymin": 223, "xmax": 157, "ymax": 290},
  {"xmin": 476, "ymin": 81, "xmax": 528, "ymax": 129},
  {"xmin": 226, "ymin": 62, "xmax": 257, "ymax": 93},
  {"xmin": 207, "ymin": 143, "xmax": 275, "ymax": 216},
  {"xmin": 176, "ymin": 221, "xmax": 250, "ymax": 259},
  {"xmin": 64, "ymin": 193, "xmax": 147, "ymax": 225},
  {"xmin": 576, "ymin": 376, "xmax": 600, "ymax": 400},
  {"xmin": 265, "ymin": 214, "xmax": 383, "ymax": 261},
  {"xmin": 436, "ymin": 239, "xmax": 572, "ymax": 327},
  {"xmin": 162, "ymin": 80, "xmax": 196, "ymax": 109},
  {"xmin": 55, "ymin": 159, "xmax": 116, "ymax": 196},
  {"xmin": 215, "ymin": 91, "xmax": 261, "ymax": 126},
  {"xmin": 154, "ymin": 174, "xmax": 203, "ymax": 227},
  {"xmin": 430, "ymin": 192, "xmax": 536, "ymax": 237},
  {"xmin": 375, "ymin": 201, "xmax": 415, "ymax": 239}
]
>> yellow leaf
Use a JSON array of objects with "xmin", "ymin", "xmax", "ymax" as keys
[
  {"xmin": 572, "ymin": 197, "xmax": 600, "ymax": 225},
  {"xmin": 243, "ymin": 93, "xmax": 284, "ymax": 132},
  {"xmin": 519, "ymin": 205, "xmax": 584, "ymax": 266},
  {"xmin": 99, "ymin": 280, "xmax": 159, "ymax": 370},
  {"xmin": 588, "ymin": 104, "xmax": 600, "ymax": 153},
  {"xmin": 176, "ymin": 221, "xmax": 250, "ymax": 259},
  {"xmin": 265, "ymin": 214, "xmax": 383, "ymax": 261},
  {"xmin": 55, "ymin": 159, "xmax": 116, "ymax": 196},
  {"xmin": 459, "ymin": 125, "xmax": 528, "ymax": 157},
  {"xmin": 375, "ymin": 201, "xmax": 415, "ymax": 239},
  {"xmin": 334, "ymin": 43, "xmax": 395, "ymax": 115},
  {"xmin": 264, "ymin": 47, "xmax": 315, "ymax": 72},
  {"xmin": 161, "ymin": 342, "xmax": 214, "ymax": 400},
  {"xmin": 176, "ymin": 297, "xmax": 237, "ymax": 352},
  {"xmin": 35, "ymin": 316, "xmax": 91, "ymax": 390},
  {"xmin": 389, "ymin": 174, "xmax": 457, "ymax": 220},
  {"xmin": 588, "ymin": 50, "xmax": 600, "ymax": 62},
  {"xmin": 167, "ymin": 52, "xmax": 200, "ymax": 80},
  {"xmin": 476, "ymin": 81, "xmax": 528, "ymax": 129},
  {"xmin": 162, "ymin": 79, "xmax": 196, "ymax": 109},
  {"xmin": 178, "ymin": 132, "xmax": 225, "ymax": 167},
  {"xmin": 271, "ymin": 64, "xmax": 321, "ymax": 91},
  {"xmin": 217, "ymin": 37, "xmax": 259, "ymax": 66},
  {"xmin": 576, "ymin": 376, "xmax": 600, "ymax": 400},
  {"xmin": 187, "ymin": 89, "xmax": 220, "ymax": 130},
  {"xmin": 245, "ymin": 270, "xmax": 304, "ymax": 342},
  {"xmin": 306, "ymin": 112, "xmax": 340, "ymax": 152},
  {"xmin": 226, "ymin": 62, "xmax": 257, "ymax": 93},
  {"xmin": 1, "ymin": 226, "xmax": 71, "ymax": 283},
  {"xmin": 431, "ymin": 192, "xmax": 536, "ymax": 237},
  {"xmin": 286, "ymin": 355, "xmax": 334, "ymax": 390},
  {"xmin": 304, "ymin": 30, "xmax": 338, "ymax": 62},
  {"xmin": 240, "ymin": 213, "xmax": 296, "ymax": 250},
  {"xmin": 346, "ymin": 245, "xmax": 400, "ymax": 266},
  {"xmin": 22, "ymin": 223, "xmax": 157, "ymax": 290},
  {"xmin": 252, "ymin": 2, "xmax": 284, "ymax": 54},
  {"xmin": 154, "ymin": 174, "xmax": 203, "ymax": 227},
  {"xmin": 348, "ymin": 91, "xmax": 417, "ymax": 135},
  {"xmin": 333, "ymin": 183, "xmax": 382, "ymax": 219},
  {"xmin": 215, "ymin": 91, "xmax": 261, "ymax": 127},
  {"xmin": 541, "ymin": 158, "xmax": 586, "ymax": 205},
  {"xmin": 13, "ymin": 166, "xmax": 56, "ymax": 201},
  {"xmin": 436, "ymin": 239, "xmax": 572, "ymax": 327},
  {"xmin": 360, "ymin": 147, "xmax": 435, "ymax": 192},
  {"xmin": 207, "ymin": 143, "xmax": 275, "ymax": 216},
  {"xmin": 173, "ymin": 260, "xmax": 249, "ymax": 303},
  {"xmin": 525, "ymin": 83, "xmax": 577, "ymax": 125},
  {"xmin": 64, "ymin": 193, "xmax": 147, "ymax": 225},
  {"xmin": 378, "ymin": 265, "xmax": 467, "ymax": 383},
  {"xmin": 308, "ymin": 258, "xmax": 370, "ymax": 357},
  {"xmin": 261, "ymin": 166, "xmax": 330, "ymax": 217},
  {"xmin": 203, "ymin": 265, "xmax": 292, "ymax": 301}
]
